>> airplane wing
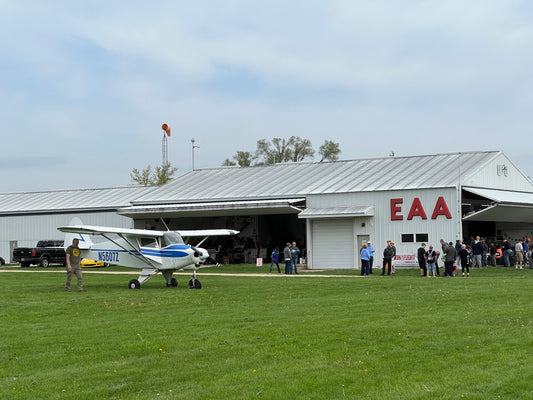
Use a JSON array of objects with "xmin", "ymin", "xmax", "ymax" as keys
[
  {"xmin": 58, "ymin": 225, "xmax": 165, "ymax": 238},
  {"xmin": 176, "ymin": 229, "xmax": 239, "ymax": 237}
]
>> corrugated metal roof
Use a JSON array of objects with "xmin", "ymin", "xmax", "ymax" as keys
[
  {"xmin": 0, "ymin": 186, "xmax": 154, "ymax": 215},
  {"xmin": 131, "ymin": 151, "xmax": 503, "ymax": 205}
]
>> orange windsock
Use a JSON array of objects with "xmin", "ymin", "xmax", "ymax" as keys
[{"xmin": 162, "ymin": 123, "xmax": 171, "ymax": 136}]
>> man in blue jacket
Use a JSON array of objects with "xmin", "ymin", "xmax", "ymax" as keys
[
  {"xmin": 367, "ymin": 241, "xmax": 375, "ymax": 274},
  {"xmin": 360, "ymin": 243, "xmax": 371, "ymax": 276}
]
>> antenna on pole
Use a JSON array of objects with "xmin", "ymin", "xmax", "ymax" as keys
[{"xmin": 161, "ymin": 124, "xmax": 171, "ymax": 165}]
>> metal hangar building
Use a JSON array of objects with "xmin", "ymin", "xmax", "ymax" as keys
[
  {"xmin": 117, "ymin": 151, "xmax": 533, "ymax": 270},
  {"xmin": 2, "ymin": 151, "xmax": 533, "ymax": 269}
]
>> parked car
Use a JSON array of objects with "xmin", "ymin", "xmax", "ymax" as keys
[{"xmin": 80, "ymin": 258, "xmax": 110, "ymax": 268}]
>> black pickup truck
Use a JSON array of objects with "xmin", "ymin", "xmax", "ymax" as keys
[{"xmin": 13, "ymin": 240, "xmax": 66, "ymax": 268}]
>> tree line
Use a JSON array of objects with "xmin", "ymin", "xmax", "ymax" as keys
[
  {"xmin": 130, "ymin": 137, "xmax": 341, "ymax": 185},
  {"xmin": 222, "ymin": 137, "xmax": 341, "ymax": 167}
]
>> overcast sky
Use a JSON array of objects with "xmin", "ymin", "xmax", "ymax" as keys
[{"xmin": 1, "ymin": 0, "xmax": 532, "ymax": 192}]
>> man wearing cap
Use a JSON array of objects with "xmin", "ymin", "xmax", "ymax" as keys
[{"xmin": 283, "ymin": 243, "xmax": 293, "ymax": 274}]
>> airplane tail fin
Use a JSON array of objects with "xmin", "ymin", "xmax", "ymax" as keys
[{"xmin": 63, "ymin": 217, "xmax": 93, "ymax": 250}]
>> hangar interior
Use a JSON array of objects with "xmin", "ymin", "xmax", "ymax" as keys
[{"xmin": 462, "ymin": 188, "xmax": 533, "ymax": 243}]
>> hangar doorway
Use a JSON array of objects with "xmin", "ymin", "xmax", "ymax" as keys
[{"xmin": 132, "ymin": 213, "xmax": 306, "ymax": 265}]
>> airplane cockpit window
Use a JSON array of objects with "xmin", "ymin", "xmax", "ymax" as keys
[
  {"xmin": 140, "ymin": 237, "xmax": 159, "ymax": 248},
  {"xmin": 162, "ymin": 232, "xmax": 184, "ymax": 246}
]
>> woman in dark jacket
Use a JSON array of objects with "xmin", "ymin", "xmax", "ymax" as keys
[{"xmin": 459, "ymin": 244, "xmax": 471, "ymax": 277}]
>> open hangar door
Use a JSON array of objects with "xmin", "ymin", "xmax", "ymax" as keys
[
  {"xmin": 462, "ymin": 187, "xmax": 533, "ymax": 242},
  {"xmin": 131, "ymin": 213, "xmax": 306, "ymax": 265}
]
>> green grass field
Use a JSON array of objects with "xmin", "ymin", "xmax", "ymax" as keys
[{"xmin": 1, "ymin": 266, "xmax": 532, "ymax": 399}]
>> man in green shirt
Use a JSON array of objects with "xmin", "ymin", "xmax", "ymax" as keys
[{"xmin": 65, "ymin": 238, "xmax": 84, "ymax": 292}]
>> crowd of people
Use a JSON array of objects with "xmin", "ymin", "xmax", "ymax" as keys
[
  {"xmin": 360, "ymin": 240, "xmax": 396, "ymax": 276},
  {"xmin": 269, "ymin": 241, "xmax": 300, "ymax": 274},
  {"xmin": 360, "ymin": 236, "xmax": 533, "ymax": 277}
]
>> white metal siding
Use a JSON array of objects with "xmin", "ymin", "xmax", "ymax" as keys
[
  {"xmin": 311, "ymin": 219, "xmax": 354, "ymax": 269},
  {"xmin": 307, "ymin": 188, "xmax": 460, "ymax": 260},
  {"xmin": 0, "ymin": 212, "xmax": 132, "ymax": 263}
]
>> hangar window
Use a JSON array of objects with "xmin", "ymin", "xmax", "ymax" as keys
[
  {"xmin": 416, "ymin": 233, "xmax": 429, "ymax": 242},
  {"xmin": 401, "ymin": 234, "xmax": 414, "ymax": 243}
]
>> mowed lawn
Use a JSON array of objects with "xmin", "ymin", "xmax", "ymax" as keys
[{"xmin": 1, "ymin": 266, "xmax": 532, "ymax": 399}]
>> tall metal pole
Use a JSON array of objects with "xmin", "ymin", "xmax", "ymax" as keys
[
  {"xmin": 162, "ymin": 134, "xmax": 168, "ymax": 165},
  {"xmin": 191, "ymin": 139, "xmax": 199, "ymax": 170},
  {"xmin": 161, "ymin": 124, "xmax": 170, "ymax": 166}
]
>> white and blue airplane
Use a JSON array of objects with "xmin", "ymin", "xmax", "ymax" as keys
[{"xmin": 58, "ymin": 218, "xmax": 238, "ymax": 289}]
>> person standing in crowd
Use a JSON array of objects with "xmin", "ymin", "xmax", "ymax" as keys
[
  {"xmin": 426, "ymin": 245, "xmax": 437, "ymax": 277},
  {"xmin": 360, "ymin": 243, "xmax": 370, "ymax": 276},
  {"xmin": 290, "ymin": 241, "xmax": 300, "ymax": 274},
  {"xmin": 65, "ymin": 238, "xmax": 84, "ymax": 292},
  {"xmin": 418, "ymin": 243, "xmax": 427, "ymax": 277},
  {"xmin": 527, "ymin": 238, "xmax": 533, "ymax": 268},
  {"xmin": 367, "ymin": 241, "xmax": 375, "ymax": 274},
  {"xmin": 515, "ymin": 240, "xmax": 524, "ymax": 269},
  {"xmin": 471, "ymin": 236, "xmax": 483, "ymax": 268},
  {"xmin": 481, "ymin": 238, "xmax": 488, "ymax": 266},
  {"xmin": 283, "ymin": 243, "xmax": 292, "ymax": 274},
  {"xmin": 269, "ymin": 247, "xmax": 281, "ymax": 274},
  {"xmin": 390, "ymin": 240, "xmax": 397, "ymax": 274},
  {"xmin": 459, "ymin": 244, "xmax": 471, "ymax": 277},
  {"xmin": 434, "ymin": 250, "xmax": 441, "ymax": 275},
  {"xmin": 382, "ymin": 241, "xmax": 394, "ymax": 275},
  {"xmin": 502, "ymin": 239, "xmax": 512, "ymax": 267},
  {"xmin": 441, "ymin": 239, "xmax": 457, "ymax": 277},
  {"xmin": 455, "ymin": 239, "xmax": 463, "ymax": 270},
  {"xmin": 488, "ymin": 242, "xmax": 497, "ymax": 266}
]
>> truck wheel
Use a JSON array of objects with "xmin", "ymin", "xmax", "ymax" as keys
[
  {"xmin": 40, "ymin": 257, "xmax": 50, "ymax": 268},
  {"xmin": 21, "ymin": 262, "xmax": 30, "ymax": 268}
]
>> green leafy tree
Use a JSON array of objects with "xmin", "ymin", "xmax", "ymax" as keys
[
  {"xmin": 222, "ymin": 137, "xmax": 340, "ymax": 167},
  {"xmin": 255, "ymin": 136, "xmax": 314, "ymax": 164},
  {"xmin": 291, "ymin": 137, "xmax": 314, "ymax": 162},
  {"xmin": 318, "ymin": 140, "xmax": 341, "ymax": 162},
  {"xmin": 222, "ymin": 151, "xmax": 256, "ymax": 167},
  {"xmin": 130, "ymin": 162, "xmax": 177, "ymax": 186}
]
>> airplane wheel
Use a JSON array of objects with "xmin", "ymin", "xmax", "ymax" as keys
[
  {"xmin": 167, "ymin": 278, "xmax": 178, "ymax": 287},
  {"xmin": 188, "ymin": 279, "xmax": 202, "ymax": 289},
  {"xmin": 128, "ymin": 279, "xmax": 141, "ymax": 289}
]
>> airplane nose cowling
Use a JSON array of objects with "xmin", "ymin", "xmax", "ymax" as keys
[{"xmin": 190, "ymin": 246, "xmax": 209, "ymax": 263}]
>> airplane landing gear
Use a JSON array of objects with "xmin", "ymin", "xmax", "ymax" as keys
[
  {"xmin": 167, "ymin": 277, "xmax": 178, "ymax": 287},
  {"xmin": 128, "ymin": 279, "xmax": 141, "ymax": 289},
  {"xmin": 188, "ymin": 270, "xmax": 202, "ymax": 289}
]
